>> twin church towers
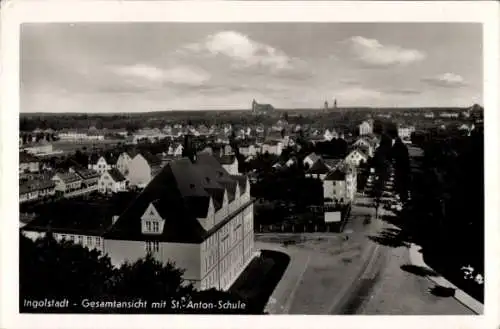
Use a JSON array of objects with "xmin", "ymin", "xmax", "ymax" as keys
[{"xmin": 324, "ymin": 98, "xmax": 338, "ymax": 111}]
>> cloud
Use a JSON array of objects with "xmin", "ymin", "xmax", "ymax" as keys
[
  {"xmin": 421, "ymin": 73, "xmax": 467, "ymax": 88},
  {"xmin": 336, "ymin": 87, "xmax": 383, "ymax": 102},
  {"xmin": 113, "ymin": 64, "xmax": 210, "ymax": 86},
  {"xmin": 385, "ymin": 88, "xmax": 422, "ymax": 95},
  {"xmin": 183, "ymin": 31, "xmax": 293, "ymax": 71},
  {"xmin": 348, "ymin": 36, "xmax": 426, "ymax": 67}
]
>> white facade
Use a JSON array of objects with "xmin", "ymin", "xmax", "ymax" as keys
[
  {"xmin": 116, "ymin": 152, "xmax": 133, "ymax": 175},
  {"xmin": 398, "ymin": 126, "xmax": 416, "ymax": 139},
  {"xmin": 260, "ymin": 142, "xmax": 282, "ymax": 156},
  {"xmin": 345, "ymin": 150, "xmax": 368, "ymax": 167},
  {"xmin": 358, "ymin": 121, "xmax": 373, "ymax": 136},
  {"xmin": 22, "ymin": 230, "xmax": 105, "ymax": 252},
  {"xmin": 106, "ymin": 176, "xmax": 254, "ymax": 291},
  {"xmin": 98, "ymin": 171, "xmax": 127, "ymax": 194},
  {"xmin": 89, "ymin": 156, "xmax": 115, "ymax": 174},
  {"xmin": 127, "ymin": 154, "xmax": 153, "ymax": 188}
]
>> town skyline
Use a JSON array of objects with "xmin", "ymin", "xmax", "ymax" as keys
[{"xmin": 21, "ymin": 22, "xmax": 482, "ymax": 113}]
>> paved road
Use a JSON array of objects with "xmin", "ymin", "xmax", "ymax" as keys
[
  {"xmin": 258, "ymin": 192, "xmax": 472, "ymax": 315},
  {"xmin": 333, "ymin": 207, "xmax": 473, "ymax": 315}
]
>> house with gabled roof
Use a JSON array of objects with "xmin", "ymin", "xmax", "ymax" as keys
[
  {"xmin": 127, "ymin": 152, "xmax": 163, "ymax": 188},
  {"xmin": 70, "ymin": 167, "xmax": 100, "ymax": 190},
  {"xmin": 99, "ymin": 168, "xmax": 128, "ymax": 194},
  {"xmin": 305, "ymin": 159, "xmax": 331, "ymax": 180},
  {"xmin": 303, "ymin": 152, "xmax": 320, "ymax": 169},
  {"xmin": 19, "ymin": 178, "xmax": 56, "ymax": 203},
  {"xmin": 103, "ymin": 154, "xmax": 256, "ymax": 291},
  {"xmin": 323, "ymin": 166, "xmax": 357, "ymax": 204},
  {"xmin": 216, "ymin": 155, "xmax": 239, "ymax": 175},
  {"xmin": 19, "ymin": 152, "xmax": 40, "ymax": 173},
  {"xmin": 52, "ymin": 172, "xmax": 83, "ymax": 195},
  {"xmin": 345, "ymin": 149, "xmax": 369, "ymax": 167},
  {"xmin": 88, "ymin": 152, "xmax": 119, "ymax": 174}
]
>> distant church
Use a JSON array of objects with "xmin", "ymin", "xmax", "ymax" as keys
[
  {"xmin": 252, "ymin": 99, "xmax": 275, "ymax": 115},
  {"xmin": 324, "ymin": 98, "xmax": 338, "ymax": 112}
]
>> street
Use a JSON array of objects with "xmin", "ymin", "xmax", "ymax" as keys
[{"xmin": 257, "ymin": 193, "xmax": 473, "ymax": 315}]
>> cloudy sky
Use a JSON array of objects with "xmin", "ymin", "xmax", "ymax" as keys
[{"xmin": 20, "ymin": 23, "xmax": 482, "ymax": 113}]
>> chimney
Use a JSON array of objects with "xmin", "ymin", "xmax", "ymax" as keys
[{"xmin": 183, "ymin": 134, "xmax": 196, "ymax": 163}]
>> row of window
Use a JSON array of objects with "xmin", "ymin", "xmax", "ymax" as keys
[
  {"xmin": 144, "ymin": 221, "xmax": 160, "ymax": 233},
  {"xmin": 56, "ymin": 234, "xmax": 102, "ymax": 247},
  {"xmin": 145, "ymin": 241, "xmax": 160, "ymax": 253}
]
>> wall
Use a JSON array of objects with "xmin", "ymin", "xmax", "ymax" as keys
[{"xmin": 127, "ymin": 155, "xmax": 151, "ymax": 187}]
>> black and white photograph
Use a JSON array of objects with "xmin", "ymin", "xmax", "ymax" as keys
[{"xmin": 1, "ymin": 2, "xmax": 499, "ymax": 329}]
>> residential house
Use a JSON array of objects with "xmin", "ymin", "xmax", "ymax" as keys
[
  {"xmin": 19, "ymin": 178, "xmax": 56, "ymax": 203},
  {"xmin": 99, "ymin": 168, "xmax": 128, "ymax": 194},
  {"xmin": 127, "ymin": 152, "xmax": 163, "ymax": 188},
  {"xmin": 224, "ymin": 145, "xmax": 234, "ymax": 156},
  {"xmin": 323, "ymin": 166, "xmax": 357, "ymax": 204},
  {"xmin": 261, "ymin": 141, "xmax": 282, "ymax": 156},
  {"xmin": 439, "ymin": 112, "xmax": 459, "ymax": 118},
  {"xmin": 238, "ymin": 144, "xmax": 258, "ymax": 157},
  {"xmin": 216, "ymin": 155, "xmax": 239, "ymax": 175},
  {"xmin": 305, "ymin": 159, "xmax": 331, "ymax": 180},
  {"xmin": 19, "ymin": 152, "xmax": 40, "ymax": 173},
  {"xmin": 58, "ymin": 129, "xmax": 89, "ymax": 141},
  {"xmin": 398, "ymin": 125, "xmax": 416, "ymax": 139},
  {"xmin": 168, "ymin": 143, "xmax": 184, "ymax": 157},
  {"xmin": 88, "ymin": 153, "xmax": 119, "ymax": 174},
  {"xmin": 52, "ymin": 172, "xmax": 83, "ymax": 195},
  {"xmin": 103, "ymin": 154, "xmax": 256, "ymax": 291},
  {"xmin": 345, "ymin": 149, "xmax": 369, "ymax": 167},
  {"xmin": 352, "ymin": 137, "xmax": 375, "ymax": 157},
  {"xmin": 358, "ymin": 120, "xmax": 373, "ymax": 136},
  {"xmin": 424, "ymin": 112, "xmax": 435, "ymax": 119},
  {"xmin": 21, "ymin": 140, "xmax": 55, "ymax": 156},
  {"xmin": 116, "ymin": 151, "xmax": 137, "ymax": 176},
  {"xmin": 323, "ymin": 129, "xmax": 338, "ymax": 141},
  {"xmin": 71, "ymin": 167, "xmax": 100, "ymax": 190},
  {"xmin": 303, "ymin": 152, "xmax": 320, "ymax": 169}
]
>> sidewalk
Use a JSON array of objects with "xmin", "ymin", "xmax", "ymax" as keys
[{"xmin": 409, "ymin": 243, "xmax": 483, "ymax": 315}]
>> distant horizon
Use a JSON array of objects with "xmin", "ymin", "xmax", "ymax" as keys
[
  {"xmin": 19, "ymin": 104, "xmax": 480, "ymax": 116},
  {"xmin": 21, "ymin": 23, "xmax": 482, "ymax": 113}
]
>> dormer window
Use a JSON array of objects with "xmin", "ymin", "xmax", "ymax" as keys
[{"xmin": 141, "ymin": 202, "xmax": 165, "ymax": 235}]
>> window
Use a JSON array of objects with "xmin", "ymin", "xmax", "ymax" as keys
[
  {"xmin": 153, "ymin": 222, "xmax": 159, "ymax": 232},
  {"xmin": 146, "ymin": 221, "xmax": 151, "ymax": 231},
  {"xmin": 78, "ymin": 236, "xmax": 83, "ymax": 244},
  {"xmin": 96, "ymin": 237, "xmax": 101, "ymax": 245},
  {"xmin": 87, "ymin": 236, "xmax": 92, "ymax": 245},
  {"xmin": 146, "ymin": 241, "xmax": 159, "ymax": 253}
]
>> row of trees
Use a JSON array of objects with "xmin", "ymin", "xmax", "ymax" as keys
[{"xmin": 20, "ymin": 233, "xmax": 257, "ymax": 314}]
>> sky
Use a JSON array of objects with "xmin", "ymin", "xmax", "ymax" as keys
[{"xmin": 20, "ymin": 23, "xmax": 483, "ymax": 113}]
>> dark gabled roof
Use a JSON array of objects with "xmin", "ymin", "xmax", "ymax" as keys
[
  {"xmin": 89, "ymin": 153, "xmax": 100, "ymax": 164},
  {"xmin": 140, "ymin": 152, "xmax": 162, "ymax": 167},
  {"xmin": 19, "ymin": 152, "xmax": 39, "ymax": 164},
  {"xmin": 324, "ymin": 159, "xmax": 343, "ymax": 170},
  {"xmin": 125, "ymin": 149, "xmax": 139, "ymax": 159},
  {"xmin": 103, "ymin": 153, "xmax": 119, "ymax": 165},
  {"xmin": 107, "ymin": 168, "xmax": 127, "ymax": 182},
  {"xmin": 19, "ymin": 179, "xmax": 55, "ymax": 194},
  {"xmin": 74, "ymin": 168, "xmax": 100, "ymax": 180},
  {"xmin": 104, "ymin": 154, "xmax": 251, "ymax": 243},
  {"xmin": 348, "ymin": 149, "xmax": 368, "ymax": 159},
  {"xmin": 306, "ymin": 159, "xmax": 331, "ymax": 175},
  {"xmin": 324, "ymin": 169, "xmax": 346, "ymax": 181},
  {"xmin": 216, "ymin": 155, "xmax": 236, "ymax": 165},
  {"xmin": 21, "ymin": 192, "xmax": 138, "ymax": 236},
  {"xmin": 55, "ymin": 172, "xmax": 82, "ymax": 184}
]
